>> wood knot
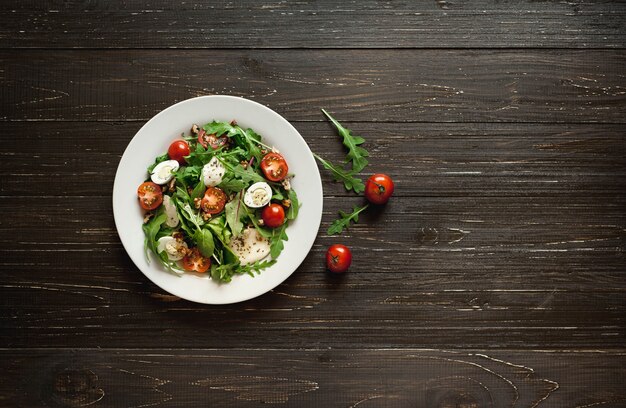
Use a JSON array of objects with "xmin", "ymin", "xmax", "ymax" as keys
[{"xmin": 46, "ymin": 368, "xmax": 104, "ymax": 407}]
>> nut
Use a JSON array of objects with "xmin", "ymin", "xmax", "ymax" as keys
[
  {"xmin": 191, "ymin": 124, "xmax": 200, "ymax": 134},
  {"xmin": 193, "ymin": 197, "xmax": 202, "ymax": 209},
  {"xmin": 230, "ymin": 119, "xmax": 237, "ymax": 126},
  {"xmin": 201, "ymin": 212, "xmax": 212, "ymax": 221},
  {"xmin": 281, "ymin": 199, "xmax": 291, "ymax": 208},
  {"xmin": 143, "ymin": 212, "xmax": 154, "ymax": 223},
  {"xmin": 168, "ymin": 178, "xmax": 176, "ymax": 191}
]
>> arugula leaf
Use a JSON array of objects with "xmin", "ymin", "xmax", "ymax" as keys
[
  {"xmin": 222, "ymin": 162, "xmax": 265, "ymax": 184},
  {"xmin": 156, "ymin": 250, "xmax": 186, "ymax": 276},
  {"xmin": 218, "ymin": 176, "xmax": 247, "ymax": 193},
  {"xmin": 147, "ymin": 153, "xmax": 169, "ymax": 174},
  {"xmin": 270, "ymin": 223, "xmax": 289, "ymax": 258},
  {"xmin": 173, "ymin": 166, "xmax": 201, "ymax": 193},
  {"xmin": 142, "ymin": 207, "xmax": 166, "ymax": 257},
  {"xmin": 225, "ymin": 195, "xmax": 245, "ymax": 237},
  {"xmin": 322, "ymin": 109, "xmax": 369, "ymax": 173},
  {"xmin": 203, "ymin": 121, "xmax": 239, "ymax": 137},
  {"xmin": 313, "ymin": 153, "xmax": 365, "ymax": 194},
  {"xmin": 210, "ymin": 259, "xmax": 277, "ymax": 283},
  {"xmin": 207, "ymin": 215, "xmax": 232, "ymax": 244},
  {"xmin": 190, "ymin": 180, "xmax": 206, "ymax": 202},
  {"xmin": 287, "ymin": 189, "xmax": 300, "ymax": 220},
  {"xmin": 237, "ymin": 127, "xmax": 263, "ymax": 162},
  {"xmin": 178, "ymin": 201, "xmax": 204, "ymax": 230},
  {"xmin": 328, "ymin": 204, "xmax": 369, "ymax": 235},
  {"xmin": 193, "ymin": 228, "xmax": 215, "ymax": 258}
]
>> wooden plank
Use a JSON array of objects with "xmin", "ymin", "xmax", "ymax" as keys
[
  {"xmin": 0, "ymin": 196, "xmax": 623, "ymax": 348},
  {"xmin": 1, "ymin": 1, "xmax": 625, "ymax": 49},
  {"xmin": 1, "ymin": 121, "xmax": 624, "ymax": 197},
  {"xmin": 1, "ymin": 50, "xmax": 626, "ymax": 122},
  {"xmin": 1, "ymin": 348, "xmax": 625, "ymax": 407}
]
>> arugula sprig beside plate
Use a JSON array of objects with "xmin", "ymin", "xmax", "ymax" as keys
[{"xmin": 314, "ymin": 110, "xmax": 372, "ymax": 235}]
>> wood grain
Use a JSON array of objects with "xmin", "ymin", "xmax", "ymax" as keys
[
  {"xmin": 2, "ymin": 50, "xmax": 626, "ymax": 122},
  {"xmin": 1, "ymin": 194, "xmax": 623, "ymax": 348},
  {"xmin": 1, "ymin": 1, "xmax": 625, "ymax": 403},
  {"xmin": 2, "ymin": 122, "xmax": 625, "ymax": 197},
  {"xmin": 1, "ymin": 0, "xmax": 625, "ymax": 49},
  {"xmin": 1, "ymin": 349, "xmax": 625, "ymax": 407}
]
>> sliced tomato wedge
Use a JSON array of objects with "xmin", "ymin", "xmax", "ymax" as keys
[
  {"xmin": 260, "ymin": 152, "xmax": 288, "ymax": 182},
  {"xmin": 200, "ymin": 186, "xmax": 227, "ymax": 215},
  {"xmin": 182, "ymin": 248, "xmax": 211, "ymax": 273},
  {"xmin": 137, "ymin": 182, "xmax": 163, "ymax": 210},
  {"xmin": 198, "ymin": 129, "xmax": 229, "ymax": 150}
]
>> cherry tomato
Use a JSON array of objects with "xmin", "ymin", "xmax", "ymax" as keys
[
  {"xmin": 198, "ymin": 129, "xmax": 229, "ymax": 150},
  {"xmin": 364, "ymin": 174, "xmax": 395, "ymax": 205},
  {"xmin": 200, "ymin": 186, "xmax": 227, "ymax": 215},
  {"xmin": 167, "ymin": 139, "xmax": 190, "ymax": 164},
  {"xmin": 261, "ymin": 203, "xmax": 285, "ymax": 228},
  {"xmin": 326, "ymin": 244, "xmax": 352, "ymax": 273},
  {"xmin": 182, "ymin": 248, "xmax": 211, "ymax": 273},
  {"xmin": 137, "ymin": 182, "xmax": 163, "ymax": 210},
  {"xmin": 260, "ymin": 152, "xmax": 289, "ymax": 182}
]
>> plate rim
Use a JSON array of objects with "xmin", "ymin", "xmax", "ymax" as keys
[{"xmin": 112, "ymin": 95, "xmax": 323, "ymax": 304}]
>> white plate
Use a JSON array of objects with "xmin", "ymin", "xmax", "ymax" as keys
[{"xmin": 113, "ymin": 95, "xmax": 323, "ymax": 304}]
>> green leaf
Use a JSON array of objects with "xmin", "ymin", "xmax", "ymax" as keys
[
  {"xmin": 287, "ymin": 189, "xmax": 300, "ymax": 220},
  {"xmin": 225, "ymin": 194, "xmax": 245, "ymax": 237},
  {"xmin": 190, "ymin": 180, "xmax": 206, "ymax": 202},
  {"xmin": 327, "ymin": 204, "xmax": 369, "ymax": 235},
  {"xmin": 142, "ymin": 207, "xmax": 167, "ymax": 256},
  {"xmin": 313, "ymin": 153, "xmax": 365, "ymax": 194},
  {"xmin": 322, "ymin": 109, "xmax": 369, "ymax": 172},
  {"xmin": 203, "ymin": 121, "xmax": 239, "ymax": 137},
  {"xmin": 270, "ymin": 223, "xmax": 289, "ymax": 258},
  {"xmin": 193, "ymin": 228, "xmax": 215, "ymax": 258},
  {"xmin": 217, "ymin": 176, "xmax": 247, "ymax": 193},
  {"xmin": 147, "ymin": 153, "xmax": 169, "ymax": 174},
  {"xmin": 222, "ymin": 162, "xmax": 265, "ymax": 184}
]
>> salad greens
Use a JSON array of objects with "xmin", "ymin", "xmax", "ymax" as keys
[
  {"xmin": 315, "ymin": 109, "xmax": 373, "ymax": 235},
  {"xmin": 313, "ymin": 153, "xmax": 365, "ymax": 194},
  {"xmin": 327, "ymin": 204, "xmax": 369, "ymax": 235},
  {"xmin": 322, "ymin": 109, "xmax": 369, "ymax": 172},
  {"xmin": 142, "ymin": 120, "xmax": 298, "ymax": 283}
]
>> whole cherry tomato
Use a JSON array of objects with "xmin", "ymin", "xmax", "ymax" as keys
[
  {"xmin": 260, "ymin": 152, "xmax": 289, "ymax": 182},
  {"xmin": 364, "ymin": 173, "xmax": 394, "ymax": 205},
  {"xmin": 137, "ymin": 181, "xmax": 163, "ymax": 210},
  {"xmin": 168, "ymin": 140, "xmax": 190, "ymax": 164},
  {"xmin": 326, "ymin": 244, "xmax": 352, "ymax": 273},
  {"xmin": 261, "ymin": 203, "xmax": 285, "ymax": 228}
]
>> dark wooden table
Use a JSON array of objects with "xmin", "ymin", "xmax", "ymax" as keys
[{"xmin": 1, "ymin": 1, "xmax": 625, "ymax": 406}]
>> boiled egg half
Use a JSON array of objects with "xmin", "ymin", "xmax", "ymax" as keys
[
  {"xmin": 150, "ymin": 160, "xmax": 179, "ymax": 185},
  {"xmin": 156, "ymin": 236, "xmax": 188, "ymax": 261},
  {"xmin": 243, "ymin": 182, "xmax": 272, "ymax": 208}
]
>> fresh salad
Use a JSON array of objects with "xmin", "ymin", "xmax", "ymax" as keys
[{"xmin": 137, "ymin": 120, "xmax": 299, "ymax": 283}]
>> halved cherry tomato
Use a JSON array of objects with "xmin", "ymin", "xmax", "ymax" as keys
[
  {"xmin": 137, "ymin": 182, "xmax": 163, "ymax": 210},
  {"xmin": 182, "ymin": 248, "xmax": 211, "ymax": 273},
  {"xmin": 261, "ymin": 203, "xmax": 285, "ymax": 228},
  {"xmin": 200, "ymin": 186, "xmax": 227, "ymax": 215},
  {"xmin": 364, "ymin": 174, "xmax": 395, "ymax": 205},
  {"xmin": 198, "ymin": 129, "xmax": 229, "ymax": 150},
  {"xmin": 260, "ymin": 152, "xmax": 288, "ymax": 182},
  {"xmin": 326, "ymin": 244, "xmax": 352, "ymax": 273},
  {"xmin": 168, "ymin": 140, "xmax": 190, "ymax": 164}
]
